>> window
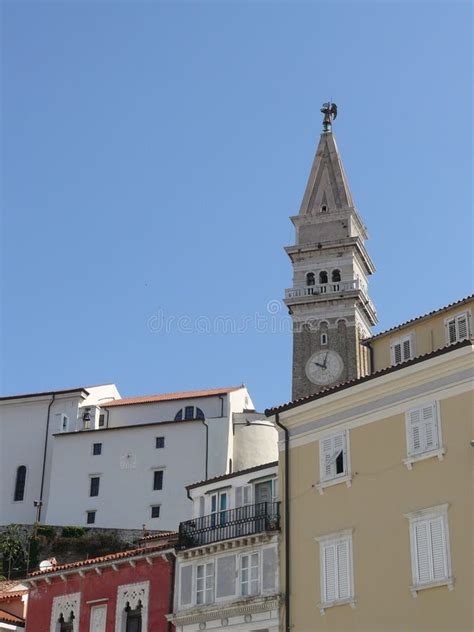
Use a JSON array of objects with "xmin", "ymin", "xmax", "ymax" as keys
[
  {"xmin": 98, "ymin": 413, "xmax": 106, "ymax": 427},
  {"xmin": 316, "ymin": 530, "xmax": 354, "ymax": 612},
  {"xmin": 391, "ymin": 333, "xmax": 414, "ymax": 365},
  {"xmin": 321, "ymin": 204, "xmax": 327, "ymax": 212},
  {"xmin": 90, "ymin": 476, "xmax": 100, "ymax": 497},
  {"xmin": 89, "ymin": 605, "xmax": 107, "ymax": 632},
  {"xmin": 445, "ymin": 311, "xmax": 470, "ymax": 344},
  {"xmin": 210, "ymin": 491, "xmax": 228, "ymax": 526},
  {"xmin": 87, "ymin": 510, "xmax": 96, "ymax": 524},
  {"xmin": 180, "ymin": 565, "xmax": 193, "ymax": 606},
  {"xmin": 125, "ymin": 603, "xmax": 142, "ymax": 632},
  {"xmin": 306, "ymin": 272, "xmax": 315, "ymax": 286},
  {"xmin": 319, "ymin": 271, "xmax": 328, "ymax": 284},
  {"xmin": 321, "ymin": 333, "xmax": 328, "ymax": 345},
  {"xmin": 151, "ymin": 505, "xmax": 160, "ymax": 519},
  {"xmin": 405, "ymin": 504, "xmax": 453, "ymax": 594},
  {"xmin": 196, "ymin": 562, "xmax": 214, "ymax": 605},
  {"xmin": 57, "ymin": 414, "xmax": 69, "ymax": 432},
  {"xmin": 13, "ymin": 465, "xmax": 27, "ymax": 501},
  {"xmin": 405, "ymin": 402, "xmax": 444, "ymax": 467},
  {"xmin": 240, "ymin": 552, "xmax": 259, "ymax": 596},
  {"xmin": 319, "ymin": 432, "xmax": 349, "ymax": 488},
  {"xmin": 153, "ymin": 470, "xmax": 163, "ymax": 490},
  {"xmin": 58, "ymin": 613, "xmax": 75, "ymax": 632},
  {"xmin": 92, "ymin": 443, "xmax": 102, "ymax": 456},
  {"xmin": 332, "ymin": 269, "xmax": 341, "ymax": 282},
  {"xmin": 155, "ymin": 436, "xmax": 165, "ymax": 449},
  {"xmin": 174, "ymin": 406, "xmax": 205, "ymax": 421}
]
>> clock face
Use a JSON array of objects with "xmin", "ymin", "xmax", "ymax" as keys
[{"xmin": 305, "ymin": 350, "xmax": 344, "ymax": 385}]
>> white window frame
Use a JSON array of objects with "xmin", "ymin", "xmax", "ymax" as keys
[
  {"xmin": 195, "ymin": 561, "xmax": 214, "ymax": 605},
  {"xmin": 444, "ymin": 310, "xmax": 471, "ymax": 344},
  {"xmin": 214, "ymin": 551, "xmax": 238, "ymax": 604},
  {"xmin": 404, "ymin": 504, "xmax": 453, "ymax": 596},
  {"xmin": 315, "ymin": 529, "xmax": 355, "ymax": 614},
  {"xmin": 50, "ymin": 592, "xmax": 81, "ymax": 632},
  {"xmin": 316, "ymin": 430, "xmax": 351, "ymax": 494},
  {"xmin": 89, "ymin": 604, "xmax": 107, "ymax": 632},
  {"xmin": 210, "ymin": 490, "xmax": 228, "ymax": 526},
  {"xmin": 115, "ymin": 581, "xmax": 149, "ymax": 632},
  {"xmin": 403, "ymin": 401, "xmax": 445, "ymax": 469},
  {"xmin": 390, "ymin": 332, "xmax": 415, "ymax": 366},
  {"xmin": 239, "ymin": 551, "xmax": 260, "ymax": 597}
]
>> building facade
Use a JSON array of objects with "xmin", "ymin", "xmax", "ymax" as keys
[
  {"xmin": 25, "ymin": 538, "xmax": 176, "ymax": 632},
  {"xmin": 44, "ymin": 386, "xmax": 277, "ymax": 531},
  {"xmin": 284, "ymin": 104, "xmax": 376, "ymax": 400},
  {"xmin": 0, "ymin": 580, "xmax": 28, "ymax": 631},
  {"xmin": 168, "ymin": 462, "xmax": 280, "ymax": 632},
  {"xmin": 266, "ymin": 296, "xmax": 473, "ymax": 631},
  {"xmin": 0, "ymin": 385, "xmax": 120, "ymax": 527}
]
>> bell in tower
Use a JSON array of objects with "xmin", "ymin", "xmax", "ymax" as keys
[{"xmin": 285, "ymin": 103, "xmax": 377, "ymax": 400}]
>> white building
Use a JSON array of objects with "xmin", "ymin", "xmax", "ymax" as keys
[
  {"xmin": 0, "ymin": 384, "xmax": 120, "ymax": 526},
  {"xmin": 44, "ymin": 385, "xmax": 278, "ymax": 531},
  {"xmin": 168, "ymin": 462, "xmax": 280, "ymax": 632}
]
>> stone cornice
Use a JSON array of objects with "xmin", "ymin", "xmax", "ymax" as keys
[{"xmin": 167, "ymin": 594, "xmax": 281, "ymax": 626}]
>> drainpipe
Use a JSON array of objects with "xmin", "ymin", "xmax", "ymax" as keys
[
  {"xmin": 201, "ymin": 419, "xmax": 209, "ymax": 480},
  {"xmin": 275, "ymin": 412, "xmax": 290, "ymax": 632},
  {"xmin": 166, "ymin": 551, "xmax": 176, "ymax": 632},
  {"xmin": 218, "ymin": 394, "xmax": 225, "ymax": 418},
  {"xmin": 38, "ymin": 394, "xmax": 55, "ymax": 522},
  {"xmin": 366, "ymin": 341, "xmax": 374, "ymax": 375}
]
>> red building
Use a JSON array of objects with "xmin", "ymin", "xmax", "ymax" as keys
[{"xmin": 25, "ymin": 538, "xmax": 176, "ymax": 632}]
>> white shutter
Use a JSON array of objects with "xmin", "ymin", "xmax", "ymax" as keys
[
  {"xmin": 243, "ymin": 485, "xmax": 252, "ymax": 505},
  {"xmin": 198, "ymin": 496, "xmax": 205, "ymax": 517},
  {"xmin": 180, "ymin": 565, "xmax": 193, "ymax": 605},
  {"xmin": 393, "ymin": 342, "xmax": 402, "ymax": 364},
  {"xmin": 414, "ymin": 521, "xmax": 431, "ymax": 583},
  {"xmin": 205, "ymin": 562, "xmax": 214, "ymax": 603},
  {"xmin": 422, "ymin": 404, "xmax": 438, "ymax": 450},
  {"xmin": 262, "ymin": 547, "xmax": 277, "ymax": 592},
  {"xmin": 457, "ymin": 314, "xmax": 468, "ymax": 340},
  {"xmin": 402, "ymin": 337, "xmax": 412, "ymax": 361},
  {"xmin": 336, "ymin": 540, "xmax": 350, "ymax": 599},
  {"xmin": 235, "ymin": 486, "xmax": 243, "ymax": 508},
  {"xmin": 407, "ymin": 409, "xmax": 423, "ymax": 454},
  {"xmin": 447, "ymin": 318, "xmax": 457, "ymax": 343},
  {"xmin": 333, "ymin": 433, "xmax": 346, "ymax": 475},
  {"xmin": 322, "ymin": 543, "xmax": 337, "ymax": 602},
  {"xmin": 430, "ymin": 516, "xmax": 448, "ymax": 580},
  {"xmin": 321, "ymin": 436, "xmax": 334, "ymax": 480},
  {"xmin": 216, "ymin": 555, "xmax": 237, "ymax": 598}
]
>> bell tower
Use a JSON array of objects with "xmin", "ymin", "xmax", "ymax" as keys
[{"xmin": 285, "ymin": 104, "xmax": 377, "ymax": 400}]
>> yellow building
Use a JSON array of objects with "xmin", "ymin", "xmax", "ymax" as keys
[{"xmin": 266, "ymin": 295, "xmax": 473, "ymax": 631}]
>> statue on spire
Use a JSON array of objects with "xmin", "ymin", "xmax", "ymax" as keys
[{"xmin": 320, "ymin": 101, "xmax": 337, "ymax": 132}]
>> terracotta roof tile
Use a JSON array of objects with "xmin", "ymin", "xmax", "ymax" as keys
[
  {"xmin": 0, "ymin": 591, "xmax": 27, "ymax": 601},
  {"xmin": 29, "ymin": 538, "xmax": 178, "ymax": 577},
  {"xmin": 0, "ymin": 608, "xmax": 25, "ymax": 626},
  {"xmin": 102, "ymin": 386, "xmax": 244, "ymax": 408},
  {"xmin": 265, "ymin": 338, "xmax": 473, "ymax": 415}
]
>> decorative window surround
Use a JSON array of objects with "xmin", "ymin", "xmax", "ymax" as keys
[
  {"xmin": 403, "ymin": 447, "xmax": 446, "ymax": 470},
  {"xmin": 404, "ymin": 504, "xmax": 453, "ymax": 597},
  {"xmin": 115, "ymin": 581, "xmax": 149, "ymax": 632},
  {"xmin": 315, "ymin": 474, "xmax": 352, "ymax": 494},
  {"xmin": 317, "ymin": 596, "xmax": 356, "ymax": 615},
  {"xmin": 316, "ymin": 431, "xmax": 351, "ymax": 494},
  {"xmin": 50, "ymin": 593, "xmax": 81, "ymax": 632}
]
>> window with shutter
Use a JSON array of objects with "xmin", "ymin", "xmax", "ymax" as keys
[
  {"xmin": 406, "ymin": 505, "xmax": 452, "ymax": 594},
  {"xmin": 196, "ymin": 562, "xmax": 214, "ymax": 605},
  {"xmin": 317, "ymin": 531, "xmax": 354, "ymax": 610},
  {"xmin": 180, "ymin": 565, "xmax": 193, "ymax": 606},
  {"xmin": 240, "ymin": 552, "xmax": 259, "ymax": 596},
  {"xmin": 445, "ymin": 311, "xmax": 471, "ymax": 344},
  {"xmin": 319, "ymin": 432, "xmax": 349, "ymax": 484},
  {"xmin": 391, "ymin": 334, "xmax": 414, "ymax": 365},
  {"xmin": 261, "ymin": 546, "xmax": 278, "ymax": 593},
  {"xmin": 405, "ymin": 402, "xmax": 443, "ymax": 465},
  {"xmin": 216, "ymin": 555, "xmax": 237, "ymax": 599}
]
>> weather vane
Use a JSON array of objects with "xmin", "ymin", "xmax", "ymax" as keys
[{"xmin": 320, "ymin": 101, "xmax": 337, "ymax": 132}]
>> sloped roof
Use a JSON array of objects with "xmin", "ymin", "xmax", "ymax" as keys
[
  {"xmin": 364, "ymin": 294, "xmax": 474, "ymax": 343},
  {"xmin": 0, "ymin": 608, "xmax": 25, "ymax": 626},
  {"xmin": 29, "ymin": 539, "xmax": 178, "ymax": 578},
  {"xmin": 101, "ymin": 386, "xmax": 244, "ymax": 408},
  {"xmin": 186, "ymin": 461, "xmax": 278, "ymax": 491},
  {"xmin": 265, "ymin": 338, "xmax": 472, "ymax": 416}
]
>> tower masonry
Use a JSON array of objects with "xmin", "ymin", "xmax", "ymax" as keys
[{"xmin": 285, "ymin": 103, "xmax": 377, "ymax": 400}]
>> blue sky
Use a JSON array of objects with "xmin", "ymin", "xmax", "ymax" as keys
[{"xmin": 2, "ymin": 1, "xmax": 472, "ymax": 410}]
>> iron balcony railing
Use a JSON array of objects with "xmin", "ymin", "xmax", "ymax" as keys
[{"xmin": 177, "ymin": 501, "xmax": 281, "ymax": 550}]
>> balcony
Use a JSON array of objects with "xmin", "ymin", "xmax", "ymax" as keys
[
  {"xmin": 177, "ymin": 502, "xmax": 281, "ymax": 550},
  {"xmin": 284, "ymin": 279, "xmax": 363, "ymax": 299}
]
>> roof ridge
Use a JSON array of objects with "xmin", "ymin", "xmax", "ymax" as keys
[{"xmin": 102, "ymin": 385, "xmax": 245, "ymax": 407}]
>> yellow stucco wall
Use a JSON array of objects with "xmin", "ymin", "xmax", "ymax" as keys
[
  {"xmin": 370, "ymin": 299, "xmax": 473, "ymax": 372},
  {"xmin": 282, "ymin": 387, "xmax": 473, "ymax": 631}
]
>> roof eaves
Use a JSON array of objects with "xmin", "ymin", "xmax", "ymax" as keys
[
  {"xmin": 186, "ymin": 460, "xmax": 279, "ymax": 491},
  {"xmin": 265, "ymin": 339, "xmax": 473, "ymax": 416},
  {"xmin": 0, "ymin": 387, "xmax": 89, "ymax": 402}
]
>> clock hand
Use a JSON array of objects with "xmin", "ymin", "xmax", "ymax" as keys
[
  {"xmin": 313, "ymin": 362, "xmax": 325, "ymax": 368},
  {"xmin": 323, "ymin": 353, "xmax": 328, "ymax": 368}
]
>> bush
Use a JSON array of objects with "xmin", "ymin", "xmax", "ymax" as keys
[
  {"xmin": 36, "ymin": 525, "xmax": 55, "ymax": 539},
  {"xmin": 61, "ymin": 526, "xmax": 87, "ymax": 539}
]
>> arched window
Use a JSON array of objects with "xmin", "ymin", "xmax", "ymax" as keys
[
  {"xmin": 332, "ymin": 269, "xmax": 341, "ymax": 282},
  {"xmin": 174, "ymin": 407, "xmax": 205, "ymax": 421},
  {"xmin": 14, "ymin": 466, "xmax": 26, "ymax": 502},
  {"xmin": 321, "ymin": 333, "xmax": 328, "ymax": 345},
  {"xmin": 306, "ymin": 272, "xmax": 315, "ymax": 286},
  {"xmin": 125, "ymin": 602, "xmax": 142, "ymax": 632},
  {"xmin": 58, "ymin": 612, "xmax": 74, "ymax": 632},
  {"xmin": 320, "ymin": 204, "xmax": 327, "ymax": 213},
  {"xmin": 319, "ymin": 271, "xmax": 328, "ymax": 284}
]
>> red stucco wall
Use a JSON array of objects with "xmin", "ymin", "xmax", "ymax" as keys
[{"xmin": 26, "ymin": 555, "xmax": 174, "ymax": 632}]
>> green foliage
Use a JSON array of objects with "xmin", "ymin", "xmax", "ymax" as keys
[
  {"xmin": 0, "ymin": 525, "xmax": 29, "ymax": 579},
  {"xmin": 61, "ymin": 526, "xmax": 87, "ymax": 539},
  {"xmin": 36, "ymin": 525, "xmax": 55, "ymax": 539}
]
